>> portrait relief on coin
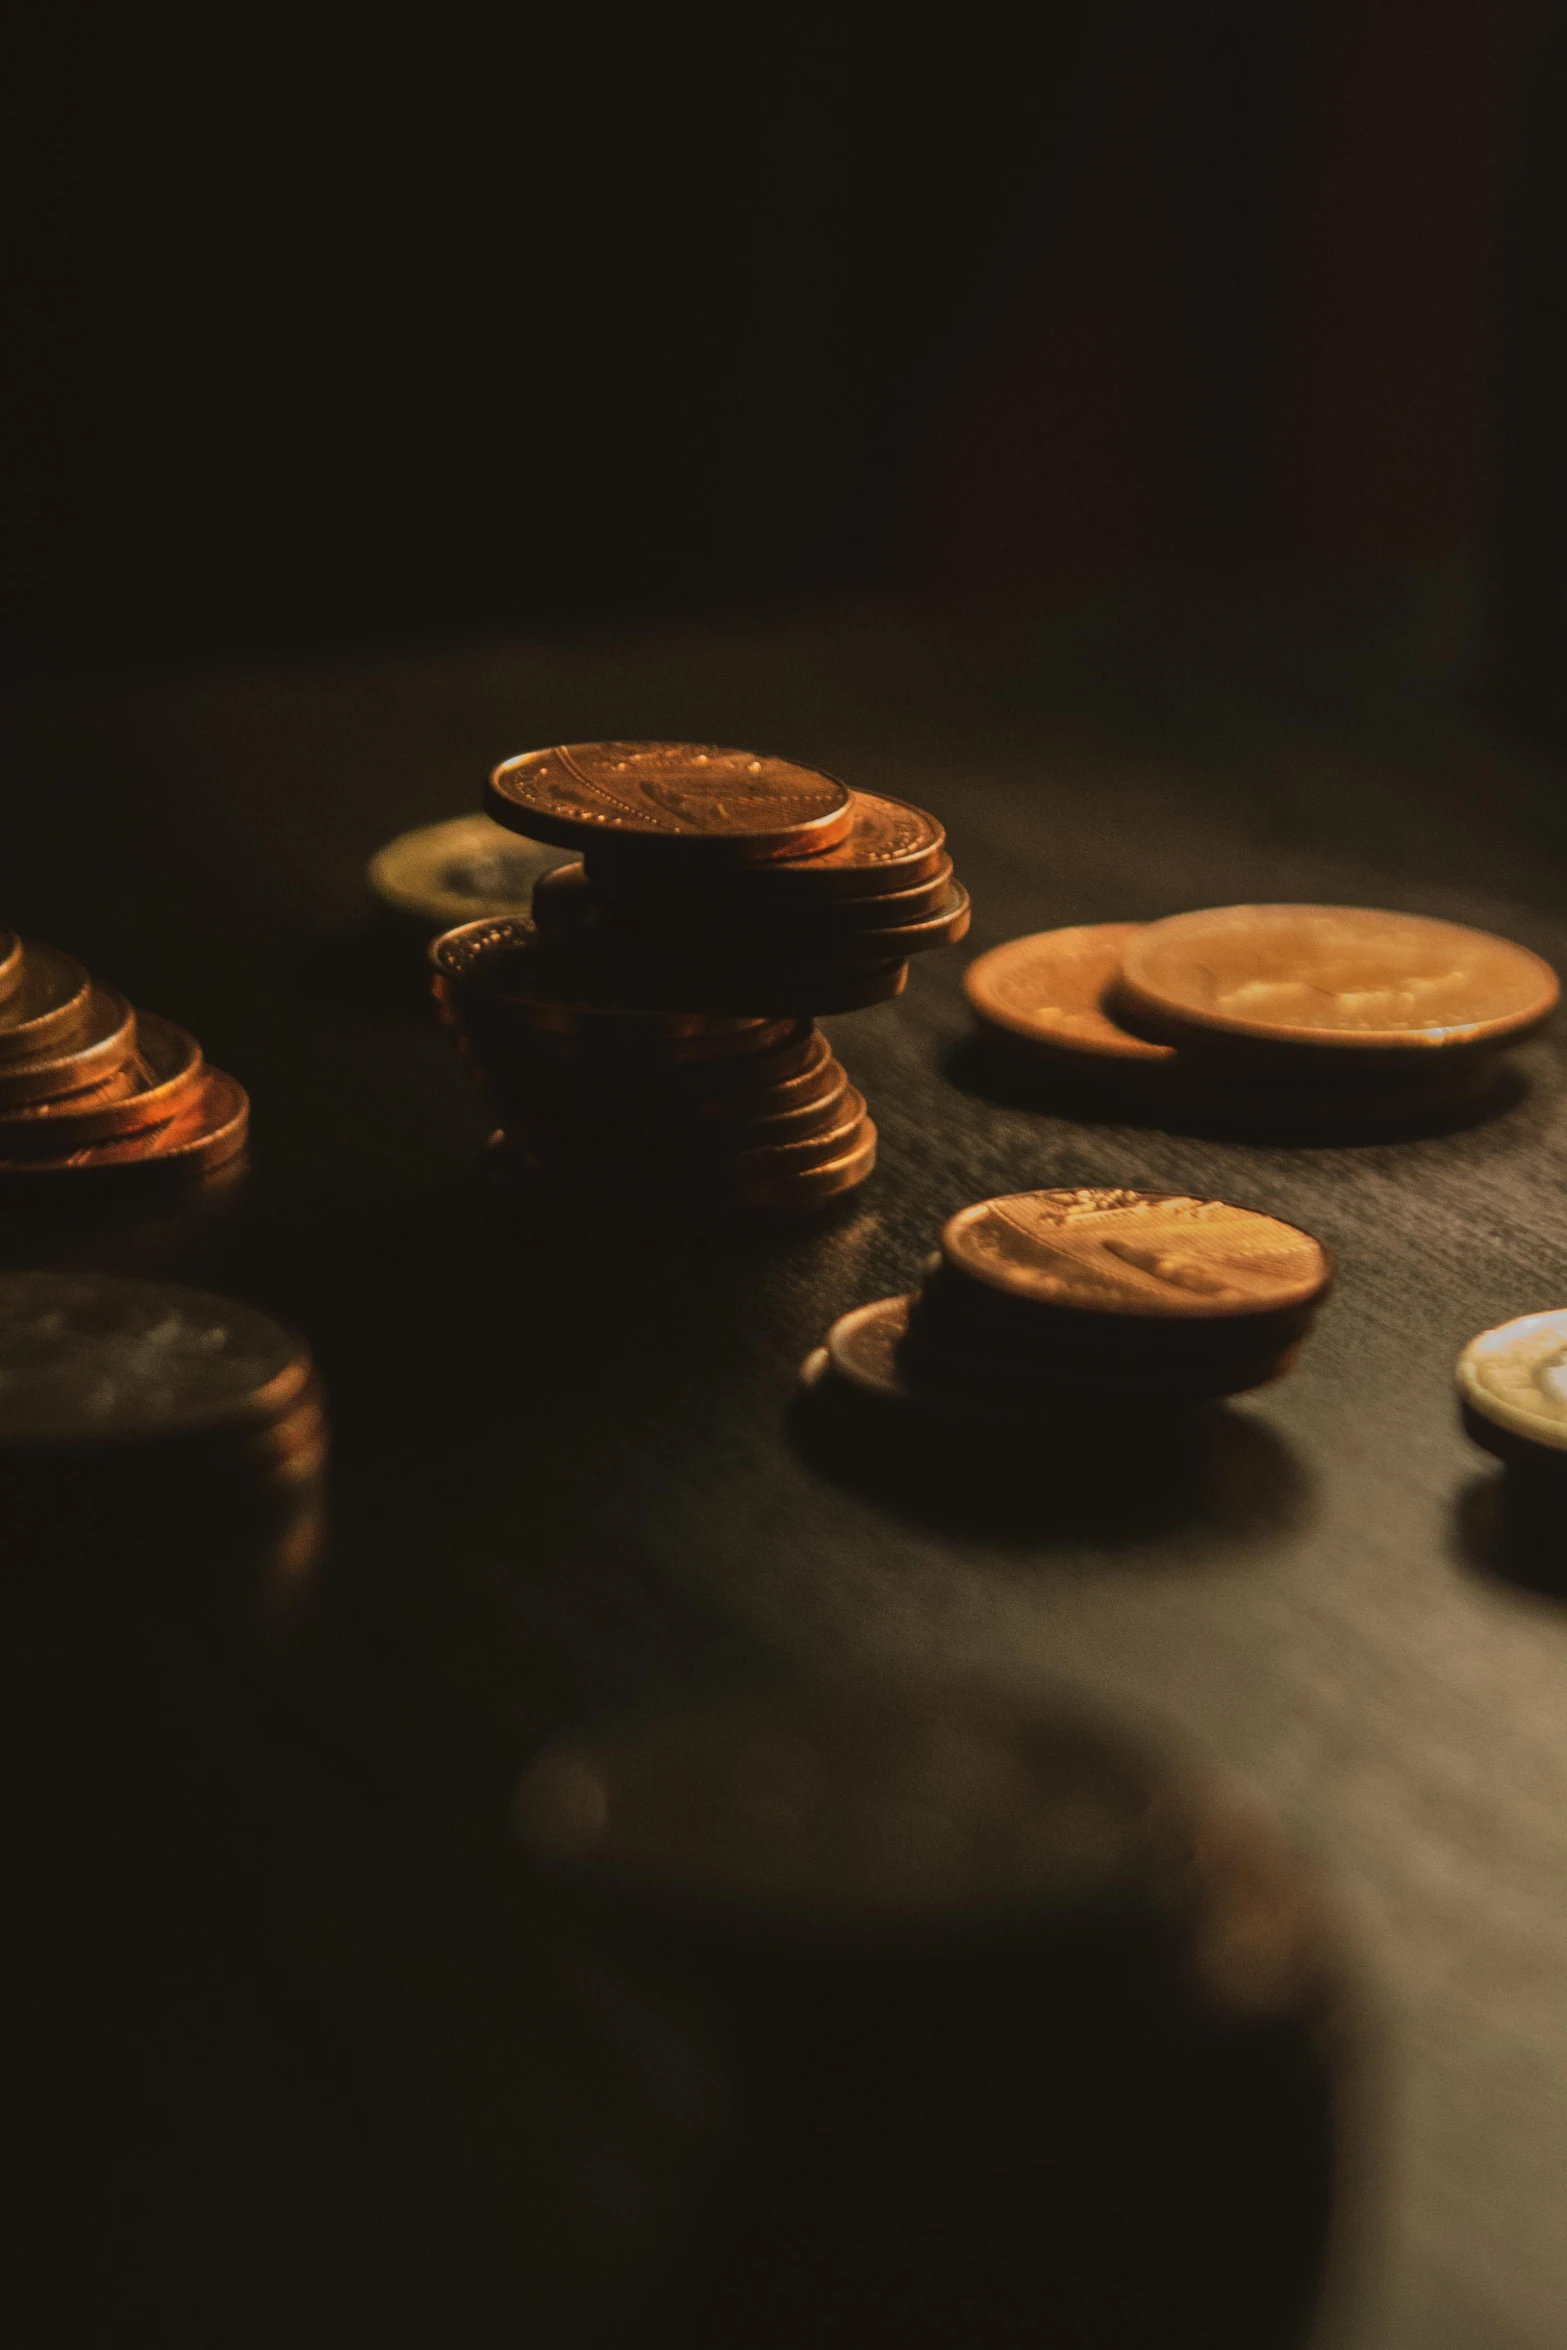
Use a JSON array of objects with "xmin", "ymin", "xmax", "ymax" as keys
[{"xmin": 944, "ymin": 1189, "xmax": 1331, "ymax": 1318}]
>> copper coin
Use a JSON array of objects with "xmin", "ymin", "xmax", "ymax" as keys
[
  {"xmin": 626, "ymin": 959, "xmax": 907, "ymax": 1016},
  {"xmin": 0, "ymin": 943, "xmax": 94, "ymax": 1063},
  {"xmin": 0, "ymin": 1067, "xmax": 249, "ymax": 1185},
  {"xmin": 965, "ymin": 925, "xmax": 1174, "ymax": 1065},
  {"xmin": 735, "ymin": 1119, "xmax": 876, "ymax": 1212},
  {"xmin": 941, "ymin": 1188, "xmax": 1332, "ymax": 1324},
  {"xmin": 499, "ymin": 1054, "xmax": 850, "ymax": 1147},
  {"xmin": 0, "ymin": 1011, "xmax": 205, "ymax": 1153},
  {"xmin": 0, "ymin": 984, "xmax": 138, "ymax": 1108},
  {"xmin": 896, "ymin": 1313, "xmax": 1300, "ymax": 1407},
  {"xmin": 588, "ymin": 787, "xmax": 946, "ymax": 902},
  {"xmin": 1456, "ymin": 1308, "xmax": 1567, "ymax": 1468},
  {"xmin": 0, "ymin": 1269, "xmax": 313, "ymax": 1448},
  {"xmin": 591, "ymin": 852, "xmax": 957, "ymax": 931},
  {"xmin": 369, "ymin": 811, "xmax": 567, "ymax": 928},
  {"xmin": 0, "ymin": 925, "xmax": 21, "ymax": 1003},
  {"xmin": 486, "ymin": 741, "xmax": 854, "ymax": 859},
  {"xmin": 473, "ymin": 1022, "xmax": 825, "ymax": 1106},
  {"xmin": 727, "ymin": 1089, "xmax": 867, "ymax": 1176},
  {"xmin": 1116, "ymin": 904, "xmax": 1559, "ymax": 1060},
  {"xmin": 607, "ymin": 877, "xmax": 970, "ymax": 961},
  {"xmin": 432, "ymin": 917, "xmax": 790, "ymax": 1043}
]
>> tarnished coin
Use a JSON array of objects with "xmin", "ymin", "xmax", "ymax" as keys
[
  {"xmin": 1115, "ymin": 904, "xmax": 1559, "ymax": 1060},
  {"xmin": 965, "ymin": 925, "xmax": 1173, "ymax": 1065},
  {"xmin": 0, "ymin": 1012, "xmax": 205, "ymax": 1152},
  {"xmin": 369, "ymin": 811, "xmax": 566, "ymax": 928},
  {"xmin": 940, "ymin": 1189, "xmax": 1331, "ymax": 1326},
  {"xmin": 1457, "ymin": 1308, "xmax": 1567, "ymax": 1468},
  {"xmin": 588, "ymin": 790, "xmax": 949, "ymax": 904},
  {"xmin": 486, "ymin": 742, "xmax": 854, "ymax": 860},
  {"xmin": 0, "ymin": 1270, "xmax": 312, "ymax": 1448},
  {"xmin": 0, "ymin": 984, "xmax": 138, "ymax": 1108},
  {"xmin": 0, "ymin": 925, "xmax": 21, "ymax": 1003},
  {"xmin": 0, "ymin": 942, "xmax": 93, "ymax": 1063}
]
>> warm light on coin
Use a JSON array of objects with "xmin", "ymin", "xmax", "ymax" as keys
[
  {"xmin": 1457, "ymin": 1309, "xmax": 1567, "ymax": 1453},
  {"xmin": 487, "ymin": 740, "xmax": 854, "ymax": 858},
  {"xmin": 964, "ymin": 925, "xmax": 1174, "ymax": 1063}
]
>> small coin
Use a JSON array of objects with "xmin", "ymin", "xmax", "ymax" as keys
[
  {"xmin": 965, "ymin": 925, "xmax": 1174, "ymax": 1064},
  {"xmin": 0, "ymin": 926, "xmax": 21, "ymax": 1003},
  {"xmin": 588, "ymin": 790, "xmax": 949, "ymax": 906},
  {"xmin": 1457, "ymin": 1308, "xmax": 1567, "ymax": 1467},
  {"xmin": 940, "ymin": 1189, "xmax": 1332, "ymax": 1326},
  {"xmin": 735, "ymin": 1119, "xmax": 877, "ymax": 1213},
  {"xmin": 487, "ymin": 742, "xmax": 854, "ymax": 859},
  {"xmin": 0, "ymin": 1011, "xmax": 205, "ymax": 1153},
  {"xmin": 369, "ymin": 812, "xmax": 567, "ymax": 928},
  {"xmin": 0, "ymin": 1269, "xmax": 312, "ymax": 1447},
  {"xmin": 0, "ymin": 943, "xmax": 94, "ymax": 1064},
  {"xmin": 0, "ymin": 984, "xmax": 138, "ymax": 1108},
  {"xmin": 1116, "ymin": 904, "xmax": 1559, "ymax": 1060},
  {"xmin": 0, "ymin": 1067, "xmax": 249, "ymax": 1186}
]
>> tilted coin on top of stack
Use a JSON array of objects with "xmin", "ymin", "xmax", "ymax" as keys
[
  {"xmin": 428, "ymin": 743, "xmax": 969, "ymax": 1216},
  {"xmin": 0, "ymin": 929, "xmax": 249, "ymax": 1194},
  {"xmin": 804, "ymin": 1186, "xmax": 1333, "ymax": 1417},
  {"xmin": 965, "ymin": 905, "xmax": 1558, "ymax": 1132}
]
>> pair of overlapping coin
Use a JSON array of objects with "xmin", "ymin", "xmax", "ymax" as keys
[
  {"xmin": 0, "ymin": 1271, "xmax": 326, "ymax": 1515},
  {"xmin": 0, "ymin": 926, "xmax": 249, "ymax": 1191},
  {"xmin": 432, "ymin": 920, "xmax": 876, "ymax": 1216},
  {"xmin": 966, "ymin": 905, "xmax": 1558, "ymax": 1132},
  {"xmin": 806, "ymin": 1186, "xmax": 1332, "ymax": 1415}
]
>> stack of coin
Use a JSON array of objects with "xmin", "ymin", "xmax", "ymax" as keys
[
  {"xmin": 0, "ymin": 925, "xmax": 249, "ymax": 1194},
  {"xmin": 432, "ymin": 918, "xmax": 876, "ymax": 1215},
  {"xmin": 965, "ymin": 905, "xmax": 1558, "ymax": 1132},
  {"xmin": 433, "ymin": 743, "xmax": 967, "ymax": 1214},
  {"xmin": 1457, "ymin": 1307, "xmax": 1567, "ymax": 1483},
  {"xmin": 805, "ymin": 1186, "xmax": 1332, "ymax": 1416},
  {"xmin": 0, "ymin": 1271, "xmax": 326, "ymax": 1523}
]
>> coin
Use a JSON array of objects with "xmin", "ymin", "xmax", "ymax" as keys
[
  {"xmin": 0, "ymin": 985, "xmax": 138, "ymax": 1108},
  {"xmin": 486, "ymin": 742, "xmax": 854, "ymax": 860},
  {"xmin": 588, "ymin": 790, "xmax": 949, "ymax": 905},
  {"xmin": 1115, "ymin": 904, "xmax": 1559, "ymax": 1065},
  {"xmin": 0, "ymin": 943, "xmax": 93, "ymax": 1063},
  {"xmin": 600, "ymin": 878, "xmax": 971, "ymax": 961},
  {"xmin": 431, "ymin": 917, "xmax": 789, "ymax": 1041},
  {"xmin": 0, "ymin": 1012, "xmax": 205, "ymax": 1153},
  {"xmin": 965, "ymin": 925, "xmax": 1174, "ymax": 1065},
  {"xmin": 369, "ymin": 811, "xmax": 567, "ymax": 928},
  {"xmin": 1456, "ymin": 1308, "xmax": 1567, "ymax": 1470},
  {"xmin": 0, "ymin": 925, "xmax": 21, "ymax": 1003},
  {"xmin": 0, "ymin": 1067, "xmax": 249, "ymax": 1186},
  {"xmin": 940, "ymin": 1189, "xmax": 1332, "ymax": 1325},
  {"xmin": 736, "ymin": 1120, "xmax": 876, "ymax": 1213},
  {"xmin": 0, "ymin": 1270, "xmax": 313, "ymax": 1447}
]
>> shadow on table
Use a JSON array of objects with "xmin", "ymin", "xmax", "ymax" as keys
[
  {"xmin": 788, "ymin": 1376, "xmax": 1312, "ymax": 1552},
  {"xmin": 1449, "ymin": 1473, "xmax": 1567, "ymax": 1604},
  {"xmin": 942, "ymin": 1033, "xmax": 1533, "ymax": 1148}
]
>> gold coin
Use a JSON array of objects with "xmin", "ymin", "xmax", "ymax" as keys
[
  {"xmin": 0, "ymin": 984, "xmax": 137, "ymax": 1107},
  {"xmin": 1116, "ymin": 904, "xmax": 1558, "ymax": 1058},
  {"xmin": 964, "ymin": 925, "xmax": 1173, "ymax": 1065},
  {"xmin": 0, "ymin": 942, "xmax": 93, "ymax": 1063},
  {"xmin": 487, "ymin": 741, "xmax": 854, "ymax": 859},
  {"xmin": 1457, "ymin": 1309, "xmax": 1567, "ymax": 1462},
  {"xmin": 941, "ymin": 1188, "xmax": 1331, "ymax": 1323},
  {"xmin": 369, "ymin": 812, "xmax": 566, "ymax": 928}
]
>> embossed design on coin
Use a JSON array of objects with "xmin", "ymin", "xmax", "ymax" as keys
[
  {"xmin": 942, "ymin": 1189, "xmax": 1331, "ymax": 1320},
  {"xmin": 1457, "ymin": 1308, "xmax": 1567, "ymax": 1454},
  {"xmin": 0, "ymin": 1270, "xmax": 311, "ymax": 1444},
  {"xmin": 1117, "ymin": 904, "xmax": 1558, "ymax": 1051},
  {"xmin": 487, "ymin": 741, "xmax": 853, "ymax": 857},
  {"xmin": 965, "ymin": 925, "xmax": 1174, "ymax": 1062}
]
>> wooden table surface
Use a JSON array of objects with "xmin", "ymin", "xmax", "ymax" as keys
[{"xmin": 8, "ymin": 594, "xmax": 1566, "ymax": 2349}]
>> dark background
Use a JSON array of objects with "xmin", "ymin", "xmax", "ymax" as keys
[{"xmin": 4, "ymin": 0, "xmax": 1564, "ymax": 726}]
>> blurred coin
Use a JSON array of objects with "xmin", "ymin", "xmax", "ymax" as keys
[
  {"xmin": 0, "ymin": 943, "xmax": 93, "ymax": 1063},
  {"xmin": 369, "ymin": 811, "xmax": 567, "ymax": 929},
  {"xmin": 0, "ymin": 1067, "xmax": 249, "ymax": 1188},
  {"xmin": 431, "ymin": 917, "xmax": 792, "ymax": 1043},
  {"xmin": 1114, "ymin": 904, "xmax": 1558, "ymax": 1071},
  {"xmin": 487, "ymin": 741, "xmax": 854, "ymax": 860},
  {"xmin": 0, "ymin": 1012, "xmax": 204, "ymax": 1151},
  {"xmin": 0, "ymin": 984, "xmax": 138, "ymax": 1108},
  {"xmin": 736, "ymin": 1121, "xmax": 876, "ymax": 1213},
  {"xmin": 940, "ymin": 1188, "xmax": 1331, "ymax": 1330},
  {"xmin": 588, "ymin": 787, "xmax": 946, "ymax": 902},
  {"xmin": 965, "ymin": 925, "xmax": 1173, "ymax": 1067},
  {"xmin": 1457, "ymin": 1307, "xmax": 1567, "ymax": 1472},
  {"xmin": 727, "ymin": 1089, "xmax": 867, "ymax": 1176},
  {"xmin": 0, "ymin": 924, "xmax": 24, "ymax": 1003}
]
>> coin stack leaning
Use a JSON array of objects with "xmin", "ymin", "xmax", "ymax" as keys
[
  {"xmin": 965, "ymin": 905, "xmax": 1558, "ymax": 1133},
  {"xmin": 429, "ymin": 743, "xmax": 969, "ymax": 1217},
  {"xmin": 0, "ymin": 924, "xmax": 249, "ymax": 1194},
  {"xmin": 805, "ymin": 1186, "xmax": 1333, "ymax": 1417}
]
